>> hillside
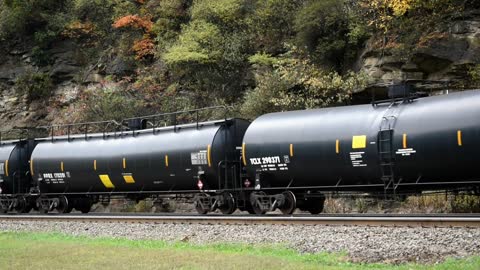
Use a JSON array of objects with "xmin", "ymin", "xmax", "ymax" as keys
[{"xmin": 0, "ymin": 0, "xmax": 479, "ymax": 133}]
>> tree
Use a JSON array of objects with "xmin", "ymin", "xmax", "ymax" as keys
[{"xmin": 294, "ymin": 0, "xmax": 367, "ymax": 71}]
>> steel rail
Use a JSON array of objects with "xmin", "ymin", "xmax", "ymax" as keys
[{"xmin": 1, "ymin": 214, "xmax": 480, "ymax": 227}]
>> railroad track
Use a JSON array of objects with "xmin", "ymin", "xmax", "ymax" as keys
[{"xmin": 1, "ymin": 213, "xmax": 480, "ymax": 227}]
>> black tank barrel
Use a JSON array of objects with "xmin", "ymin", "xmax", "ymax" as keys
[
  {"xmin": 31, "ymin": 119, "xmax": 249, "ymax": 194},
  {"xmin": 242, "ymin": 90, "xmax": 480, "ymax": 191}
]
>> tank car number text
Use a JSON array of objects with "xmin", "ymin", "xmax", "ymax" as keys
[{"xmin": 250, "ymin": 156, "xmax": 281, "ymax": 165}]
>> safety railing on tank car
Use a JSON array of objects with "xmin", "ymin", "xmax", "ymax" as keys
[
  {"xmin": 368, "ymin": 80, "xmax": 447, "ymax": 106},
  {"xmin": 37, "ymin": 105, "xmax": 233, "ymax": 141},
  {"xmin": 122, "ymin": 105, "xmax": 232, "ymax": 136},
  {"xmin": 38, "ymin": 120, "xmax": 127, "ymax": 142}
]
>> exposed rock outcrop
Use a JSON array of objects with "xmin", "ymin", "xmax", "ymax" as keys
[{"xmin": 359, "ymin": 10, "xmax": 480, "ymax": 93}]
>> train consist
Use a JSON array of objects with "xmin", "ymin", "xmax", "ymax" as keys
[{"xmin": 1, "ymin": 89, "xmax": 479, "ymax": 215}]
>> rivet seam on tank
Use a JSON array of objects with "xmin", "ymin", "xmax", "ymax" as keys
[
  {"xmin": 335, "ymin": 140, "xmax": 340, "ymax": 154},
  {"xmin": 5, "ymin": 159, "xmax": 8, "ymax": 177},
  {"xmin": 352, "ymin": 135, "xmax": 367, "ymax": 149},
  {"xmin": 60, "ymin": 161, "xmax": 64, "ymax": 172},
  {"xmin": 207, "ymin": 144, "xmax": 212, "ymax": 167},
  {"xmin": 94, "ymin": 160, "xmax": 97, "ymax": 171},
  {"xmin": 289, "ymin": 144, "xmax": 294, "ymax": 157},
  {"xmin": 99, "ymin": 174, "xmax": 115, "ymax": 188},
  {"xmin": 403, "ymin": 134, "xmax": 407, "ymax": 149},
  {"xmin": 242, "ymin": 143, "xmax": 246, "ymax": 166},
  {"xmin": 457, "ymin": 130, "xmax": 462, "ymax": 146},
  {"xmin": 165, "ymin": 155, "xmax": 169, "ymax": 167},
  {"xmin": 30, "ymin": 159, "xmax": 34, "ymax": 176},
  {"xmin": 123, "ymin": 158, "xmax": 126, "ymax": 169}
]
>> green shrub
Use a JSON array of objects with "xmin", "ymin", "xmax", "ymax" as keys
[
  {"xmin": 163, "ymin": 20, "xmax": 224, "ymax": 65},
  {"xmin": 246, "ymin": 0, "xmax": 301, "ymax": 54},
  {"xmin": 241, "ymin": 54, "xmax": 369, "ymax": 119},
  {"xmin": 15, "ymin": 72, "xmax": 54, "ymax": 101},
  {"xmin": 293, "ymin": 0, "xmax": 368, "ymax": 70},
  {"xmin": 240, "ymin": 70, "xmax": 288, "ymax": 119},
  {"xmin": 451, "ymin": 193, "xmax": 480, "ymax": 213},
  {"xmin": 31, "ymin": 46, "xmax": 53, "ymax": 67},
  {"xmin": 468, "ymin": 64, "xmax": 480, "ymax": 87},
  {"xmin": 80, "ymin": 85, "xmax": 142, "ymax": 122}
]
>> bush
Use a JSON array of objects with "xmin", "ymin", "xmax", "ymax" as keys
[
  {"xmin": 163, "ymin": 20, "xmax": 224, "ymax": 65},
  {"xmin": 240, "ymin": 70, "xmax": 288, "ymax": 119},
  {"xmin": 241, "ymin": 54, "xmax": 369, "ymax": 119},
  {"xmin": 293, "ymin": 0, "xmax": 366, "ymax": 70},
  {"xmin": 247, "ymin": 0, "xmax": 301, "ymax": 54},
  {"xmin": 15, "ymin": 72, "xmax": 54, "ymax": 101},
  {"xmin": 468, "ymin": 64, "xmax": 480, "ymax": 87},
  {"xmin": 79, "ymin": 85, "xmax": 142, "ymax": 122},
  {"xmin": 190, "ymin": 0, "xmax": 246, "ymax": 29}
]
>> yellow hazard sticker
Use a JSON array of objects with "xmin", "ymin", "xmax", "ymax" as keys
[
  {"xmin": 352, "ymin": 135, "xmax": 367, "ymax": 149},
  {"xmin": 99, "ymin": 174, "xmax": 115, "ymax": 188}
]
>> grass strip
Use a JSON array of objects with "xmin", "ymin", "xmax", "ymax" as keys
[{"xmin": 0, "ymin": 231, "xmax": 478, "ymax": 270}]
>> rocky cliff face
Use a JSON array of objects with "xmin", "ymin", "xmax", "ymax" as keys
[
  {"xmin": 0, "ymin": 10, "xmax": 479, "ymax": 133},
  {"xmin": 0, "ymin": 39, "xmax": 107, "ymax": 134},
  {"xmin": 359, "ymin": 10, "xmax": 480, "ymax": 94}
]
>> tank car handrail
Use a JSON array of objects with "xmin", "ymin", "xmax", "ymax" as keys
[
  {"xmin": 122, "ymin": 105, "xmax": 233, "ymax": 135},
  {"xmin": 38, "ymin": 120, "xmax": 126, "ymax": 142},
  {"xmin": 123, "ymin": 105, "xmax": 231, "ymax": 122},
  {"xmin": 33, "ymin": 106, "xmax": 233, "ymax": 141}
]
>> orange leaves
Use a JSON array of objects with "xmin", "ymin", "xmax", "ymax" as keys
[
  {"xmin": 132, "ymin": 36, "xmax": 155, "ymax": 60},
  {"xmin": 113, "ymin": 15, "xmax": 153, "ymax": 32},
  {"xmin": 62, "ymin": 21, "xmax": 96, "ymax": 38},
  {"xmin": 113, "ymin": 14, "xmax": 155, "ymax": 60}
]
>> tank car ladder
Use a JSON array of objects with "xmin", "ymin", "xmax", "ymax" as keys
[{"xmin": 378, "ymin": 110, "xmax": 399, "ymax": 198}]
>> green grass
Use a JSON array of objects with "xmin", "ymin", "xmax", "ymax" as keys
[{"xmin": 0, "ymin": 231, "xmax": 479, "ymax": 270}]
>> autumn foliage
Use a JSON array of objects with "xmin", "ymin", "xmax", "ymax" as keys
[
  {"xmin": 132, "ymin": 36, "xmax": 155, "ymax": 60},
  {"xmin": 113, "ymin": 15, "xmax": 154, "ymax": 60},
  {"xmin": 113, "ymin": 15, "xmax": 153, "ymax": 32}
]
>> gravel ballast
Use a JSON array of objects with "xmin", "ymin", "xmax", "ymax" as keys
[{"xmin": 1, "ymin": 220, "xmax": 479, "ymax": 264}]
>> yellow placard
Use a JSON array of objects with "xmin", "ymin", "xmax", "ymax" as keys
[
  {"xmin": 352, "ymin": 135, "xmax": 367, "ymax": 149},
  {"xmin": 99, "ymin": 174, "xmax": 115, "ymax": 188},
  {"xmin": 123, "ymin": 175, "xmax": 135, "ymax": 184}
]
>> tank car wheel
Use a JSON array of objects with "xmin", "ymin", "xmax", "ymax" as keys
[
  {"xmin": 0, "ymin": 203, "xmax": 7, "ymax": 214},
  {"xmin": 195, "ymin": 193, "xmax": 209, "ymax": 215},
  {"xmin": 56, "ymin": 196, "xmax": 69, "ymax": 214},
  {"xmin": 79, "ymin": 204, "xmax": 92, "ymax": 214},
  {"xmin": 14, "ymin": 196, "xmax": 27, "ymax": 213},
  {"xmin": 252, "ymin": 203, "xmax": 267, "ymax": 215},
  {"xmin": 23, "ymin": 203, "xmax": 33, "ymax": 214},
  {"xmin": 65, "ymin": 204, "xmax": 74, "ymax": 213},
  {"xmin": 279, "ymin": 191, "xmax": 296, "ymax": 215},
  {"xmin": 36, "ymin": 197, "xmax": 50, "ymax": 214},
  {"xmin": 305, "ymin": 193, "xmax": 325, "ymax": 215},
  {"xmin": 250, "ymin": 192, "xmax": 267, "ymax": 215},
  {"xmin": 219, "ymin": 192, "xmax": 236, "ymax": 215}
]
